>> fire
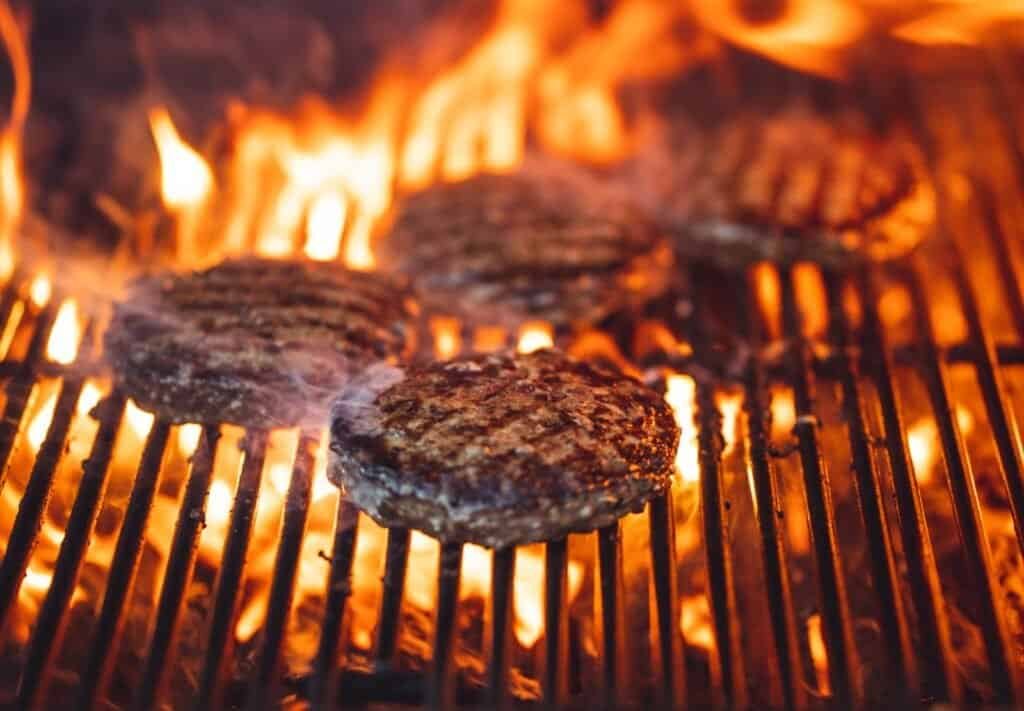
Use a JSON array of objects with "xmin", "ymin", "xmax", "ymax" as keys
[
  {"xmin": 27, "ymin": 388, "xmax": 57, "ymax": 451},
  {"xmin": 680, "ymin": 594, "xmax": 714, "ymax": 652},
  {"xmin": 516, "ymin": 321, "xmax": 554, "ymax": 354},
  {"xmin": 806, "ymin": 613, "xmax": 831, "ymax": 695},
  {"xmin": 665, "ymin": 374, "xmax": 700, "ymax": 483},
  {"xmin": 303, "ymin": 190, "xmax": 346, "ymax": 261},
  {"xmin": 431, "ymin": 317, "xmax": 462, "ymax": 360},
  {"xmin": 907, "ymin": 406, "xmax": 975, "ymax": 483},
  {"xmin": 0, "ymin": 0, "xmax": 29, "ymax": 281},
  {"xmin": 149, "ymin": 106, "xmax": 214, "ymax": 210},
  {"xmin": 893, "ymin": 2, "xmax": 1024, "ymax": 46},
  {"xmin": 124, "ymin": 399, "xmax": 156, "ymax": 440},
  {"xmin": 29, "ymin": 273, "xmax": 50, "ymax": 307},
  {"xmin": 177, "ymin": 422, "xmax": 202, "ymax": 456},
  {"xmin": 46, "ymin": 300, "xmax": 82, "ymax": 364}
]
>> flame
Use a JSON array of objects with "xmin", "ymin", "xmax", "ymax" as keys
[
  {"xmin": 177, "ymin": 422, "xmax": 202, "ymax": 457},
  {"xmin": 680, "ymin": 594, "xmax": 714, "ymax": 652},
  {"xmin": 907, "ymin": 406, "xmax": 975, "ymax": 483},
  {"xmin": 431, "ymin": 317, "xmax": 462, "ymax": 360},
  {"xmin": 149, "ymin": 107, "xmax": 214, "ymax": 210},
  {"xmin": 46, "ymin": 300, "xmax": 82, "ymax": 364},
  {"xmin": 77, "ymin": 381, "xmax": 102, "ymax": 417},
  {"xmin": 693, "ymin": 0, "xmax": 866, "ymax": 78},
  {"xmin": 29, "ymin": 273, "xmax": 50, "ymax": 308},
  {"xmin": 0, "ymin": 0, "xmax": 29, "ymax": 281},
  {"xmin": 893, "ymin": 2, "xmax": 1024, "ymax": 46},
  {"xmin": 124, "ymin": 399, "xmax": 156, "ymax": 440},
  {"xmin": 517, "ymin": 321, "xmax": 554, "ymax": 354},
  {"xmin": 717, "ymin": 391, "xmax": 744, "ymax": 453},
  {"xmin": 27, "ymin": 388, "xmax": 57, "ymax": 451},
  {"xmin": 303, "ymin": 190, "xmax": 347, "ymax": 261},
  {"xmin": 665, "ymin": 374, "xmax": 700, "ymax": 483},
  {"xmin": 807, "ymin": 613, "xmax": 831, "ymax": 695}
]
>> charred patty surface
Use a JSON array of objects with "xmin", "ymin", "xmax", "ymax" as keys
[
  {"xmin": 329, "ymin": 349, "xmax": 679, "ymax": 548},
  {"xmin": 105, "ymin": 257, "xmax": 418, "ymax": 428},
  {"xmin": 378, "ymin": 171, "xmax": 673, "ymax": 330},
  {"xmin": 618, "ymin": 107, "xmax": 935, "ymax": 265}
]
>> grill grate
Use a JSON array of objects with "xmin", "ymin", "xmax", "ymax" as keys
[{"xmin": 2, "ymin": 49, "xmax": 1024, "ymax": 710}]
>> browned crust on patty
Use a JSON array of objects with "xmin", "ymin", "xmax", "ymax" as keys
[
  {"xmin": 104, "ymin": 257, "xmax": 418, "ymax": 428},
  {"xmin": 616, "ymin": 107, "xmax": 935, "ymax": 266},
  {"xmin": 377, "ymin": 171, "xmax": 674, "ymax": 331},
  {"xmin": 328, "ymin": 349, "xmax": 679, "ymax": 548}
]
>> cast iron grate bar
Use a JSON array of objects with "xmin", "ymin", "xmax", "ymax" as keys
[
  {"xmin": 15, "ymin": 393, "xmax": 126, "ymax": 708},
  {"xmin": 132, "ymin": 425, "xmax": 221, "ymax": 710},
  {"xmin": 245, "ymin": 430, "xmax": 318, "ymax": 709},
  {"xmin": 485, "ymin": 546, "xmax": 515, "ymax": 708},
  {"xmin": 779, "ymin": 264, "xmax": 861, "ymax": 707},
  {"xmin": 904, "ymin": 264, "xmax": 1021, "ymax": 703},
  {"xmin": 596, "ymin": 522, "xmax": 626, "ymax": 708},
  {"xmin": 428, "ymin": 541, "xmax": 463, "ymax": 708},
  {"xmin": 824, "ymin": 268, "xmax": 918, "ymax": 701},
  {"xmin": 738, "ymin": 272, "xmax": 806, "ymax": 711},
  {"xmin": 542, "ymin": 537, "xmax": 570, "ymax": 707},
  {"xmin": 0, "ymin": 360, "xmax": 89, "ymax": 630},
  {"xmin": 75, "ymin": 417, "xmax": 172, "ymax": 709},
  {"xmin": 648, "ymin": 493, "xmax": 686, "ymax": 708},
  {"xmin": 859, "ymin": 269, "xmax": 960, "ymax": 705},
  {"xmin": 376, "ymin": 527, "xmax": 411, "ymax": 663},
  {"xmin": 196, "ymin": 430, "xmax": 269, "ymax": 710},
  {"xmin": 310, "ymin": 500, "xmax": 360, "ymax": 709}
]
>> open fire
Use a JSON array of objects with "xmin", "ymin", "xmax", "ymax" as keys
[{"xmin": 1, "ymin": 0, "xmax": 1024, "ymax": 708}]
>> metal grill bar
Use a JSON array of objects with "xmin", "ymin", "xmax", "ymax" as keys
[
  {"xmin": 376, "ymin": 527, "xmax": 411, "ymax": 663},
  {"xmin": 196, "ymin": 430, "xmax": 269, "ymax": 710},
  {"xmin": 905, "ymin": 265, "xmax": 1021, "ymax": 703},
  {"xmin": 245, "ymin": 430, "xmax": 318, "ymax": 708},
  {"xmin": 859, "ymin": 270, "xmax": 960, "ymax": 705},
  {"xmin": 485, "ymin": 547, "xmax": 515, "ymax": 707},
  {"xmin": 648, "ymin": 493, "xmax": 685, "ymax": 708},
  {"xmin": 16, "ymin": 393, "xmax": 126, "ymax": 709},
  {"xmin": 0, "ymin": 366, "xmax": 88, "ymax": 629},
  {"xmin": 542, "ymin": 538, "xmax": 570, "ymax": 707},
  {"xmin": 972, "ymin": 178, "xmax": 1024, "ymax": 338},
  {"xmin": 596, "ymin": 523, "xmax": 626, "ymax": 707},
  {"xmin": 133, "ymin": 425, "xmax": 220, "ymax": 710},
  {"xmin": 75, "ymin": 417, "xmax": 172, "ymax": 709},
  {"xmin": 427, "ymin": 541, "xmax": 462, "ymax": 709},
  {"xmin": 688, "ymin": 266, "xmax": 747, "ymax": 709},
  {"xmin": 824, "ymin": 269, "xmax": 918, "ymax": 701},
  {"xmin": 310, "ymin": 500, "xmax": 360, "ymax": 709},
  {"xmin": 779, "ymin": 264, "xmax": 861, "ymax": 707},
  {"xmin": 738, "ymin": 274, "xmax": 805, "ymax": 710}
]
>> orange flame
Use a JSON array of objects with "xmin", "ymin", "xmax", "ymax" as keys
[
  {"xmin": 46, "ymin": 300, "xmax": 82, "ymax": 365},
  {"xmin": 149, "ymin": 107, "xmax": 214, "ymax": 210},
  {"xmin": 517, "ymin": 321, "xmax": 554, "ymax": 354},
  {"xmin": 0, "ymin": 0, "xmax": 29, "ymax": 281},
  {"xmin": 893, "ymin": 2, "xmax": 1024, "ymax": 46},
  {"xmin": 28, "ymin": 273, "xmax": 50, "ymax": 308},
  {"xmin": 807, "ymin": 613, "xmax": 831, "ymax": 695},
  {"xmin": 665, "ymin": 374, "xmax": 700, "ymax": 483}
]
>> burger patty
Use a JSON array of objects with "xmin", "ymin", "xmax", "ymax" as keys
[
  {"xmin": 104, "ymin": 257, "xmax": 418, "ymax": 428},
  {"xmin": 377, "ymin": 170, "xmax": 673, "ymax": 331},
  {"xmin": 617, "ymin": 107, "xmax": 935, "ymax": 266},
  {"xmin": 328, "ymin": 349, "xmax": 679, "ymax": 548}
]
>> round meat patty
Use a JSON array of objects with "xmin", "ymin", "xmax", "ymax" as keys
[
  {"xmin": 104, "ymin": 257, "xmax": 418, "ymax": 428},
  {"xmin": 616, "ymin": 107, "xmax": 935, "ymax": 266},
  {"xmin": 377, "ymin": 169, "xmax": 674, "ymax": 331},
  {"xmin": 328, "ymin": 349, "xmax": 679, "ymax": 548}
]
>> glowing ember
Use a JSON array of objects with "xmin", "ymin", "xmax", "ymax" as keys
[
  {"xmin": 516, "ymin": 321, "xmax": 554, "ymax": 354},
  {"xmin": 29, "ymin": 273, "xmax": 50, "ymax": 308},
  {"xmin": 665, "ymin": 373, "xmax": 699, "ymax": 483},
  {"xmin": 149, "ymin": 106, "xmax": 214, "ymax": 210},
  {"xmin": 807, "ymin": 613, "xmax": 831, "ymax": 695},
  {"xmin": 303, "ymin": 190, "xmax": 347, "ymax": 261},
  {"xmin": 46, "ymin": 300, "xmax": 81, "ymax": 364}
]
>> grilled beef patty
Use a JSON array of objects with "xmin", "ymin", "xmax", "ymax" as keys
[
  {"xmin": 105, "ymin": 258, "xmax": 418, "ymax": 428},
  {"xmin": 618, "ymin": 107, "xmax": 935, "ymax": 265},
  {"xmin": 329, "ymin": 349, "xmax": 679, "ymax": 548},
  {"xmin": 378, "ymin": 170, "xmax": 673, "ymax": 331}
]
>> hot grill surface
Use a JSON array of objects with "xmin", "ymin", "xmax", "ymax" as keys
[{"xmin": 2, "ymin": 52, "xmax": 1024, "ymax": 710}]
